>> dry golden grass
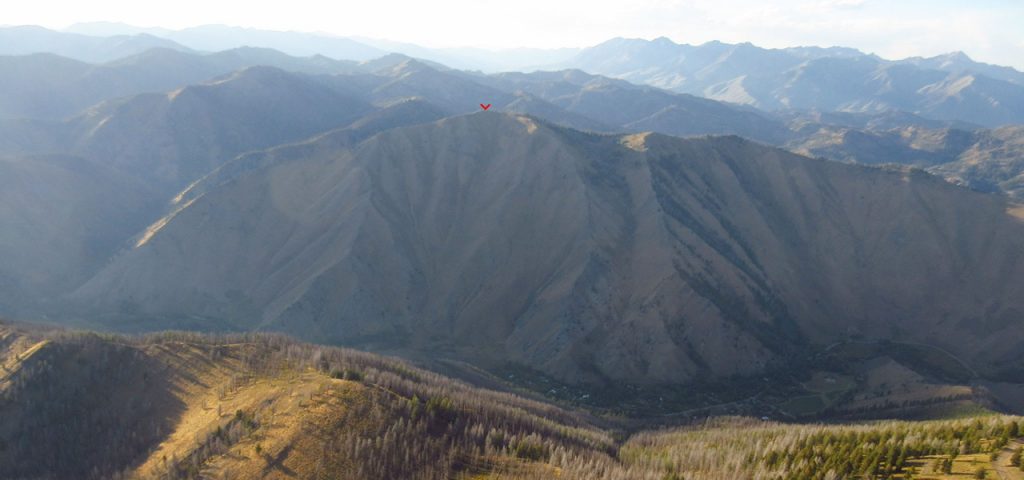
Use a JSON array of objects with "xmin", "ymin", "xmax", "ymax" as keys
[
  {"xmin": 199, "ymin": 374, "xmax": 370, "ymax": 479},
  {"xmin": 131, "ymin": 341, "xmax": 254, "ymax": 477},
  {"xmin": 912, "ymin": 453, "xmax": 994, "ymax": 479},
  {"xmin": 125, "ymin": 340, "xmax": 379, "ymax": 479},
  {"xmin": 0, "ymin": 332, "xmax": 49, "ymax": 391},
  {"xmin": 1009, "ymin": 204, "xmax": 1024, "ymax": 222}
]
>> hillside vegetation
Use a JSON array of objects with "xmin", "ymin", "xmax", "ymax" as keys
[
  {"xmin": 0, "ymin": 322, "xmax": 614, "ymax": 479},
  {"xmin": 2, "ymin": 321, "xmax": 1022, "ymax": 479}
]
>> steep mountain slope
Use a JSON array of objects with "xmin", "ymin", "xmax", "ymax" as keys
[
  {"xmin": 561, "ymin": 38, "xmax": 1024, "ymax": 127},
  {"xmin": 0, "ymin": 67, "xmax": 380, "ymax": 315},
  {"xmin": 75, "ymin": 113, "xmax": 1024, "ymax": 385}
]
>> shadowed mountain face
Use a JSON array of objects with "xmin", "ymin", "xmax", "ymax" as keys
[
  {"xmin": 73, "ymin": 113, "xmax": 1024, "ymax": 385},
  {"xmin": 0, "ymin": 153, "xmax": 158, "ymax": 310},
  {"xmin": 0, "ymin": 66, "xmax": 376, "ymax": 314},
  {"xmin": 561, "ymin": 38, "xmax": 1024, "ymax": 127},
  {"xmin": 69, "ymin": 66, "xmax": 374, "ymax": 189}
]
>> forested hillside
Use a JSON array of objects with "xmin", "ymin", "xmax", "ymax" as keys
[{"xmin": 2, "ymin": 322, "xmax": 1022, "ymax": 479}]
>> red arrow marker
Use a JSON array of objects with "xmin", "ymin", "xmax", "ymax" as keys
[{"xmin": 480, "ymin": 103, "xmax": 492, "ymax": 111}]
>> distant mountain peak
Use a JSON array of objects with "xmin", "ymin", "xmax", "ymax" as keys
[
  {"xmin": 209, "ymin": 64, "xmax": 291, "ymax": 83},
  {"xmin": 940, "ymin": 50, "xmax": 971, "ymax": 60},
  {"xmin": 363, "ymin": 53, "xmax": 450, "ymax": 76}
]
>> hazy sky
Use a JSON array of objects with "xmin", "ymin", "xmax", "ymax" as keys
[{"xmin": 6, "ymin": 0, "xmax": 1024, "ymax": 69}]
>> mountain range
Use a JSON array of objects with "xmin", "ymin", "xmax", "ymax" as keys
[
  {"xmin": 63, "ymin": 22, "xmax": 579, "ymax": 71},
  {"xmin": 8, "ymin": 24, "xmax": 1024, "ymax": 131},
  {"xmin": 0, "ymin": 28, "xmax": 1022, "ymax": 393},
  {"xmin": 0, "ymin": 25, "xmax": 190, "ymax": 63},
  {"xmin": 3, "ymin": 17, "xmax": 1024, "ymax": 480},
  {"xmin": 0, "ymin": 46, "xmax": 362, "ymax": 120},
  {"xmin": 559, "ymin": 37, "xmax": 1024, "ymax": 128}
]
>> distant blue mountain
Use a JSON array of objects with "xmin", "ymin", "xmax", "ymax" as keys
[{"xmin": 559, "ymin": 37, "xmax": 1024, "ymax": 127}]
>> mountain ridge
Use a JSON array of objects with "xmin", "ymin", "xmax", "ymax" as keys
[
  {"xmin": 71, "ymin": 112, "xmax": 1024, "ymax": 385},
  {"xmin": 0, "ymin": 25, "xmax": 192, "ymax": 63}
]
